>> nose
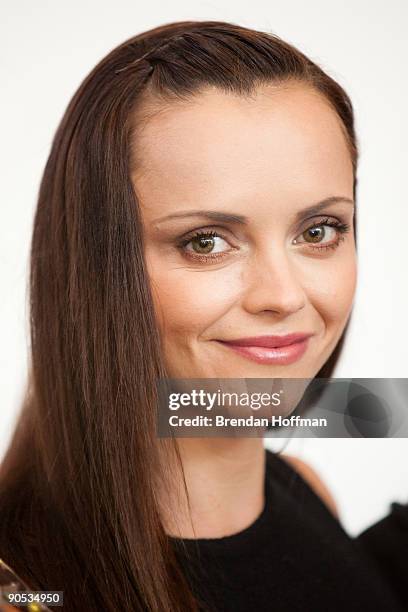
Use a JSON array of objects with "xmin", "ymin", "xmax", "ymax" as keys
[{"xmin": 241, "ymin": 245, "xmax": 307, "ymax": 316}]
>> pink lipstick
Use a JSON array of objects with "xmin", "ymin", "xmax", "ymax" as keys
[{"xmin": 216, "ymin": 333, "xmax": 313, "ymax": 365}]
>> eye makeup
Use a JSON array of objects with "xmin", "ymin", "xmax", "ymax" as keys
[{"xmin": 175, "ymin": 215, "xmax": 351, "ymax": 265}]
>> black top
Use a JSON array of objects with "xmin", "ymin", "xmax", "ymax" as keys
[
  {"xmin": 1, "ymin": 449, "xmax": 407, "ymax": 611},
  {"xmin": 170, "ymin": 448, "xmax": 408, "ymax": 612}
]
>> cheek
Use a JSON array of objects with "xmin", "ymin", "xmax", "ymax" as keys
[
  {"xmin": 306, "ymin": 248, "xmax": 357, "ymax": 329},
  {"xmin": 148, "ymin": 262, "xmax": 242, "ymax": 337}
]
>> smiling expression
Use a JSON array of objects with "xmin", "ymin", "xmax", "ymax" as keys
[{"xmin": 131, "ymin": 82, "xmax": 357, "ymax": 378}]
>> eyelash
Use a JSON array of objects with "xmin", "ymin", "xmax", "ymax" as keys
[{"xmin": 177, "ymin": 217, "xmax": 351, "ymax": 264}]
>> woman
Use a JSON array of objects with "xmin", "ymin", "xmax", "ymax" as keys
[{"xmin": 0, "ymin": 19, "xmax": 406, "ymax": 612}]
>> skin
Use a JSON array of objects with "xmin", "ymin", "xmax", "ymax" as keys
[{"xmin": 131, "ymin": 82, "xmax": 355, "ymax": 537}]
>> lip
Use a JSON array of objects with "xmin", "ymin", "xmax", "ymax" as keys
[{"xmin": 215, "ymin": 333, "xmax": 313, "ymax": 365}]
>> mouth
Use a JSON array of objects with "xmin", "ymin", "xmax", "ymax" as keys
[{"xmin": 215, "ymin": 334, "xmax": 313, "ymax": 365}]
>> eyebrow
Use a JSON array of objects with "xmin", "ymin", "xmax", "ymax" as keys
[{"xmin": 152, "ymin": 196, "xmax": 354, "ymax": 227}]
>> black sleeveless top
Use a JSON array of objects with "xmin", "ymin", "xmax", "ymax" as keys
[
  {"xmin": 170, "ymin": 448, "xmax": 408, "ymax": 612},
  {"xmin": 1, "ymin": 449, "xmax": 407, "ymax": 611}
]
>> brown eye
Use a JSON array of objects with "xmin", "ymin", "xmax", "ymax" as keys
[
  {"xmin": 178, "ymin": 228, "xmax": 237, "ymax": 265},
  {"xmin": 191, "ymin": 234, "xmax": 216, "ymax": 253},
  {"xmin": 182, "ymin": 230, "xmax": 231, "ymax": 256},
  {"xmin": 295, "ymin": 223, "xmax": 338, "ymax": 246},
  {"xmin": 303, "ymin": 225, "xmax": 326, "ymax": 243}
]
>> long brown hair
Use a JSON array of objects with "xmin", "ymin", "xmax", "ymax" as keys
[{"xmin": 0, "ymin": 20, "xmax": 358, "ymax": 611}]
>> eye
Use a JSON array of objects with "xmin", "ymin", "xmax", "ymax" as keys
[
  {"xmin": 296, "ymin": 224, "xmax": 337, "ymax": 244},
  {"xmin": 176, "ymin": 217, "xmax": 351, "ymax": 265},
  {"xmin": 293, "ymin": 218, "xmax": 351, "ymax": 251},
  {"xmin": 178, "ymin": 230, "xmax": 233, "ymax": 261}
]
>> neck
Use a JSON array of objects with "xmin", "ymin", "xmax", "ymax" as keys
[{"xmin": 160, "ymin": 437, "xmax": 266, "ymax": 539}]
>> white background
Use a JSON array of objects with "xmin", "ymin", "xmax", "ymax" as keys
[{"xmin": 1, "ymin": 0, "xmax": 407, "ymax": 536}]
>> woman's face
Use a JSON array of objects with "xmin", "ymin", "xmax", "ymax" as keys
[{"xmin": 132, "ymin": 82, "xmax": 357, "ymax": 378}]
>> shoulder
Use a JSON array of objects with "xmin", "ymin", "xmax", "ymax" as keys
[{"xmin": 279, "ymin": 453, "xmax": 340, "ymax": 520}]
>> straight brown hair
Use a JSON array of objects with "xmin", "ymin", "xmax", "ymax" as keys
[{"xmin": 0, "ymin": 20, "xmax": 358, "ymax": 611}]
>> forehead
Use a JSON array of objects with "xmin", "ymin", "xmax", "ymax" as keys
[{"xmin": 131, "ymin": 83, "xmax": 353, "ymax": 216}]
